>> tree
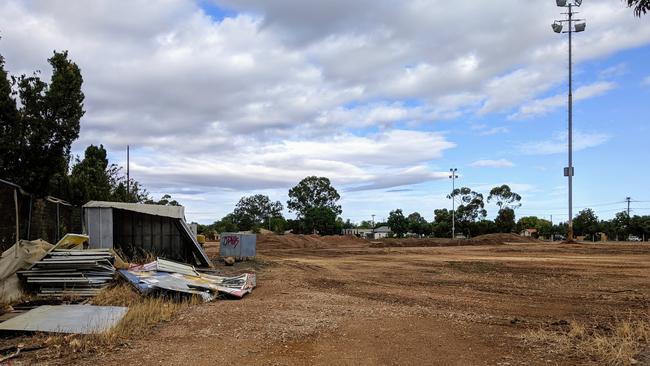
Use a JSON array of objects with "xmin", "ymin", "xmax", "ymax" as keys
[
  {"xmin": 215, "ymin": 214, "xmax": 239, "ymax": 233},
  {"xmin": 448, "ymin": 187, "xmax": 487, "ymax": 236},
  {"xmin": 287, "ymin": 176, "xmax": 342, "ymax": 217},
  {"xmin": 407, "ymin": 212, "xmax": 429, "ymax": 237},
  {"xmin": 231, "ymin": 194, "xmax": 283, "ymax": 231},
  {"xmin": 68, "ymin": 144, "xmax": 112, "ymax": 205},
  {"xmin": 627, "ymin": 0, "xmax": 650, "ymax": 16},
  {"xmin": 146, "ymin": 194, "xmax": 181, "ymax": 206},
  {"xmin": 494, "ymin": 207, "xmax": 516, "ymax": 233},
  {"xmin": 573, "ymin": 209, "xmax": 599, "ymax": 238},
  {"xmin": 432, "ymin": 209, "xmax": 452, "ymax": 237},
  {"xmin": 303, "ymin": 206, "xmax": 338, "ymax": 235},
  {"xmin": 387, "ymin": 209, "xmax": 409, "ymax": 238},
  {"xmin": 488, "ymin": 185, "xmax": 522, "ymax": 210},
  {"xmin": 0, "ymin": 51, "xmax": 84, "ymax": 195}
]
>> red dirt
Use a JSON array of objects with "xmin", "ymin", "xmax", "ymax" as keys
[{"xmin": 14, "ymin": 240, "xmax": 650, "ymax": 365}]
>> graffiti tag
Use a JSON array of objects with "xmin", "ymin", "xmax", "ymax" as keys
[{"xmin": 223, "ymin": 235, "xmax": 240, "ymax": 248}]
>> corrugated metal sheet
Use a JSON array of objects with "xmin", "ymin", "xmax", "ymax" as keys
[
  {"xmin": 0, "ymin": 305, "xmax": 128, "ymax": 334},
  {"xmin": 219, "ymin": 233, "xmax": 256, "ymax": 258},
  {"xmin": 83, "ymin": 201, "xmax": 185, "ymax": 219}
]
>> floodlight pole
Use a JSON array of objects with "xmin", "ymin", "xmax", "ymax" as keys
[
  {"xmin": 567, "ymin": 3, "xmax": 574, "ymax": 242},
  {"xmin": 449, "ymin": 168, "xmax": 458, "ymax": 239},
  {"xmin": 553, "ymin": 0, "xmax": 585, "ymax": 242}
]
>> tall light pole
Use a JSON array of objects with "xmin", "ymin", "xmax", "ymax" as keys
[
  {"xmin": 449, "ymin": 168, "xmax": 458, "ymax": 239},
  {"xmin": 371, "ymin": 214, "xmax": 376, "ymax": 239},
  {"xmin": 552, "ymin": 0, "xmax": 586, "ymax": 242}
]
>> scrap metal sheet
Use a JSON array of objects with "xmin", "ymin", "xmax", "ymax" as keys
[
  {"xmin": 0, "ymin": 305, "xmax": 128, "ymax": 334},
  {"xmin": 119, "ymin": 270, "xmax": 256, "ymax": 300}
]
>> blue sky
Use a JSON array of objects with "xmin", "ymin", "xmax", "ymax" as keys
[{"xmin": 0, "ymin": 0, "xmax": 648, "ymax": 224}]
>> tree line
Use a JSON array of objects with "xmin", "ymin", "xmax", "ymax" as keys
[{"xmin": 0, "ymin": 51, "xmax": 174, "ymax": 206}]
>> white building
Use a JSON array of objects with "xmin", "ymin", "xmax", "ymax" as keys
[{"xmin": 342, "ymin": 226, "xmax": 392, "ymax": 240}]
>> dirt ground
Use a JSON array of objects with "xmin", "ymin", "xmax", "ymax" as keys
[{"xmin": 10, "ymin": 238, "xmax": 650, "ymax": 365}]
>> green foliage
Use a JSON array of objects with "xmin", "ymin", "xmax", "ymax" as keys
[
  {"xmin": 407, "ymin": 212, "xmax": 430, "ymax": 236},
  {"xmin": 432, "ymin": 208, "xmax": 452, "ymax": 238},
  {"xmin": 287, "ymin": 176, "xmax": 342, "ymax": 217},
  {"xmin": 68, "ymin": 144, "xmax": 112, "ymax": 205},
  {"xmin": 0, "ymin": 51, "xmax": 84, "ymax": 195},
  {"xmin": 214, "ymin": 214, "xmax": 239, "ymax": 233},
  {"xmin": 146, "ymin": 194, "xmax": 181, "ymax": 206},
  {"xmin": 448, "ymin": 187, "xmax": 487, "ymax": 236},
  {"xmin": 573, "ymin": 209, "xmax": 600, "ymax": 237},
  {"xmin": 627, "ymin": 0, "xmax": 650, "ymax": 16},
  {"xmin": 231, "ymin": 194, "xmax": 283, "ymax": 231},
  {"xmin": 303, "ymin": 206, "xmax": 338, "ymax": 235},
  {"xmin": 494, "ymin": 207, "xmax": 516, "ymax": 233},
  {"xmin": 387, "ymin": 209, "xmax": 409, "ymax": 238},
  {"xmin": 488, "ymin": 185, "xmax": 522, "ymax": 210}
]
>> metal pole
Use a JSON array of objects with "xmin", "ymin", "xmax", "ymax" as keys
[
  {"xmin": 551, "ymin": 214, "xmax": 553, "ymax": 242},
  {"xmin": 127, "ymin": 145, "xmax": 130, "ymax": 198},
  {"xmin": 450, "ymin": 168, "xmax": 457, "ymax": 239},
  {"xmin": 567, "ymin": 3, "xmax": 574, "ymax": 242},
  {"xmin": 371, "ymin": 214, "xmax": 375, "ymax": 239},
  {"xmin": 14, "ymin": 188, "xmax": 19, "ymax": 258}
]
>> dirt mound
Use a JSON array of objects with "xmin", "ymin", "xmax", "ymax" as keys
[
  {"xmin": 370, "ymin": 233, "xmax": 542, "ymax": 248},
  {"xmin": 257, "ymin": 234, "xmax": 370, "ymax": 250},
  {"xmin": 469, "ymin": 233, "xmax": 543, "ymax": 245}
]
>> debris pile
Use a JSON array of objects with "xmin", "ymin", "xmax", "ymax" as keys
[
  {"xmin": 18, "ymin": 249, "xmax": 116, "ymax": 298},
  {"xmin": 120, "ymin": 258, "xmax": 256, "ymax": 301}
]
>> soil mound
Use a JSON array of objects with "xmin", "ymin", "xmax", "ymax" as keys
[
  {"xmin": 469, "ymin": 233, "xmax": 543, "ymax": 245},
  {"xmin": 370, "ymin": 233, "xmax": 542, "ymax": 248},
  {"xmin": 257, "ymin": 234, "xmax": 369, "ymax": 250}
]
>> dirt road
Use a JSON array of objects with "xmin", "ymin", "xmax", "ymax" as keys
[{"xmin": 51, "ymin": 242, "xmax": 650, "ymax": 365}]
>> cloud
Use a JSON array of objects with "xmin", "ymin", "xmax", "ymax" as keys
[
  {"xmin": 642, "ymin": 75, "xmax": 650, "ymax": 87},
  {"xmin": 508, "ymin": 81, "xmax": 617, "ymax": 120},
  {"xmin": 520, "ymin": 130, "xmax": 611, "ymax": 155},
  {"xmin": 598, "ymin": 63, "xmax": 628, "ymax": 79},
  {"xmin": 470, "ymin": 159, "xmax": 515, "ymax": 168},
  {"xmin": 0, "ymin": 0, "xmax": 648, "ymax": 221}
]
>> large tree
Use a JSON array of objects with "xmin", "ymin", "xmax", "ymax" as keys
[
  {"xmin": 487, "ymin": 185, "xmax": 522, "ymax": 211},
  {"xmin": 448, "ymin": 187, "xmax": 487, "ymax": 236},
  {"xmin": 627, "ymin": 0, "xmax": 650, "ymax": 16},
  {"xmin": 432, "ymin": 208, "xmax": 452, "ymax": 238},
  {"xmin": 573, "ymin": 209, "xmax": 600, "ymax": 238},
  {"xmin": 407, "ymin": 212, "xmax": 429, "ymax": 237},
  {"xmin": 287, "ymin": 176, "xmax": 342, "ymax": 217},
  {"xmin": 231, "ymin": 194, "xmax": 284, "ymax": 231},
  {"xmin": 387, "ymin": 209, "xmax": 409, "ymax": 238},
  {"xmin": 0, "ymin": 51, "xmax": 84, "ymax": 195},
  {"xmin": 68, "ymin": 144, "xmax": 112, "ymax": 205}
]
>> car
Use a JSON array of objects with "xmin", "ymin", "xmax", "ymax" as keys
[{"xmin": 628, "ymin": 235, "xmax": 641, "ymax": 242}]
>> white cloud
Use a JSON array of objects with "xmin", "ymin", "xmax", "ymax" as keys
[
  {"xmin": 470, "ymin": 159, "xmax": 515, "ymax": 168},
  {"xmin": 509, "ymin": 81, "xmax": 617, "ymax": 120},
  {"xmin": 520, "ymin": 130, "xmax": 611, "ymax": 155},
  {"xmin": 0, "ymin": 0, "xmax": 648, "ymax": 221},
  {"xmin": 642, "ymin": 75, "xmax": 650, "ymax": 86}
]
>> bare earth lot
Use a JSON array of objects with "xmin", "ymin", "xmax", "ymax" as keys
[{"xmin": 29, "ymin": 241, "xmax": 650, "ymax": 365}]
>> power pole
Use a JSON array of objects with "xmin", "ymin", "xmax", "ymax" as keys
[
  {"xmin": 626, "ymin": 196, "xmax": 631, "ymax": 217},
  {"xmin": 371, "ymin": 214, "xmax": 375, "ymax": 239},
  {"xmin": 449, "ymin": 168, "xmax": 458, "ymax": 239},
  {"xmin": 551, "ymin": 214, "xmax": 553, "ymax": 242},
  {"xmin": 127, "ymin": 145, "xmax": 130, "ymax": 198}
]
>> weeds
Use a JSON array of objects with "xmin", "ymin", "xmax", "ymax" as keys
[{"xmin": 523, "ymin": 313, "xmax": 650, "ymax": 366}]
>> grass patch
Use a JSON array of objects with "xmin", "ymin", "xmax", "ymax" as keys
[
  {"xmin": 39, "ymin": 284, "xmax": 202, "ymax": 354},
  {"xmin": 445, "ymin": 261, "xmax": 504, "ymax": 273},
  {"xmin": 522, "ymin": 314, "xmax": 650, "ymax": 366}
]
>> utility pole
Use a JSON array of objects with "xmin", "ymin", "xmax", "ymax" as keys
[
  {"xmin": 127, "ymin": 145, "xmax": 130, "ymax": 197},
  {"xmin": 552, "ymin": 0, "xmax": 586, "ymax": 242},
  {"xmin": 551, "ymin": 214, "xmax": 553, "ymax": 242},
  {"xmin": 371, "ymin": 214, "xmax": 375, "ymax": 239},
  {"xmin": 449, "ymin": 168, "xmax": 458, "ymax": 239},
  {"xmin": 626, "ymin": 196, "xmax": 631, "ymax": 217}
]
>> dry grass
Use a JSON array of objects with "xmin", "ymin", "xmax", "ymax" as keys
[
  {"xmin": 40, "ymin": 284, "xmax": 202, "ymax": 354},
  {"xmin": 523, "ymin": 314, "xmax": 650, "ymax": 366}
]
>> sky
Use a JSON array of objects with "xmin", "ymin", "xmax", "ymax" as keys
[{"xmin": 1, "ymin": 0, "xmax": 649, "ymax": 224}]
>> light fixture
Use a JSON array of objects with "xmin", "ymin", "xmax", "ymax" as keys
[
  {"xmin": 556, "ymin": 0, "xmax": 567, "ymax": 6},
  {"xmin": 575, "ymin": 22, "xmax": 586, "ymax": 32},
  {"xmin": 552, "ymin": 22, "xmax": 563, "ymax": 33},
  {"xmin": 575, "ymin": 0, "xmax": 583, "ymax": 6}
]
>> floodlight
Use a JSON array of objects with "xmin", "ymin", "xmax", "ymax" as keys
[
  {"xmin": 575, "ymin": 0, "xmax": 582, "ymax": 6},
  {"xmin": 574, "ymin": 22, "xmax": 586, "ymax": 32},
  {"xmin": 556, "ymin": 0, "xmax": 567, "ymax": 6},
  {"xmin": 552, "ymin": 22, "xmax": 563, "ymax": 33}
]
